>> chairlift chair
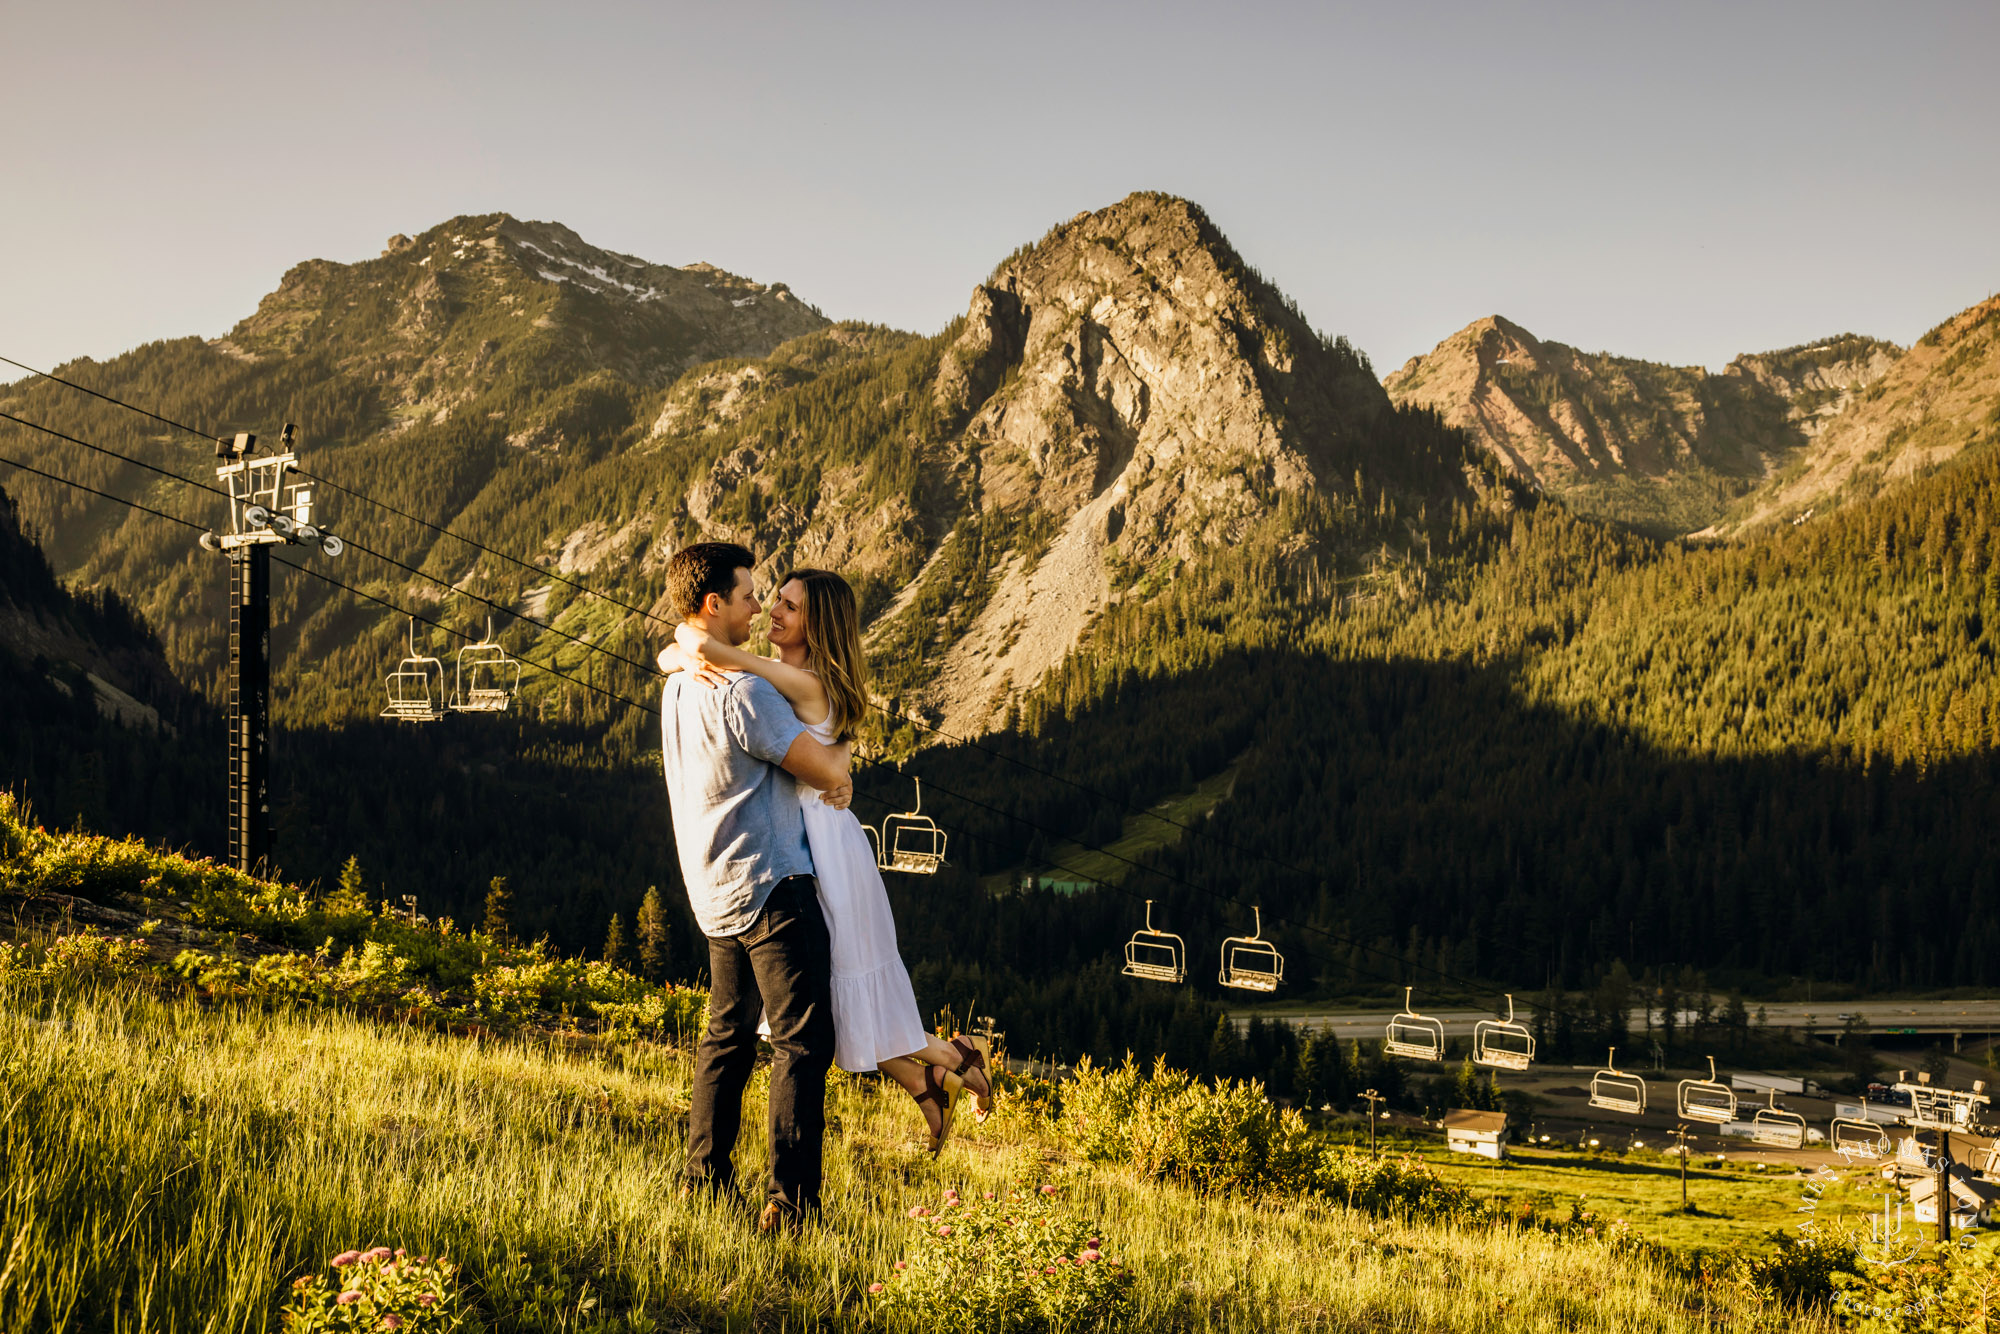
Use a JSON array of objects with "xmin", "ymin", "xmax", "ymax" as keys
[
  {"xmin": 1217, "ymin": 906, "xmax": 1283, "ymax": 992},
  {"xmin": 1472, "ymin": 994, "xmax": 1536, "ymax": 1072},
  {"xmin": 1588, "ymin": 1048, "xmax": 1648, "ymax": 1115},
  {"xmin": 1122, "ymin": 899, "xmax": 1187, "ymax": 984},
  {"xmin": 1830, "ymin": 1117, "xmax": 1891, "ymax": 1160},
  {"xmin": 866, "ymin": 777, "xmax": 947, "ymax": 874},
  {"xmin": 1676, "ymin": 1056, "xmax": 1738, "ymax": 1125},
  {"xmin": 382, "ymin": 619, "xmax": 446, "ymax": 723},
  {"xmin": 1384, "ymin": 986, "xmax": 1446, "ymax": 1062},
  {"xmin": 1750, "ymin": 1088, "xmax": 1808, "ymax": 1150},
  {"xmin": 448, "ymin": 617, "xmax": 522, "ymax": 713}
]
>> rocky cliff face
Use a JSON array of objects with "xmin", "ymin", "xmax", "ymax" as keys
[
  {"xmin": 1699, "ymin": 299, "xmax": 2000, "ymax": 536},
  {"xmin": 1385, "ymin": 317, "xmax": 1899, "ymax": 537},
  {"xmin": 897, "ymin": 196, "xmax": 1410, "ymax": 731}
]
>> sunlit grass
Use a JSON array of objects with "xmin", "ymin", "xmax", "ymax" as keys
[{"xmin": 0, "ymin": 977, "xmax": 1830, "ymax": 1331}]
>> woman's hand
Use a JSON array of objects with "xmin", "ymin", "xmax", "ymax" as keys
[
  {"xmin": 660, "ymin": 635, "xmax": 729, "ymax": 689},
  {"xmin": 674, "ymin": 622, "xmax": 716, "ymax": 661}
]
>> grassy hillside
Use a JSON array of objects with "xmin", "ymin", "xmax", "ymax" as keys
[{"xmin": 0, "ymin": 961, "xmax": 1859, "ymax": 1333}]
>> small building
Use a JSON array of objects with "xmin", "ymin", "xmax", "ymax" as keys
[
  {"xmin": 1911, "ymin": 1174, "xmax": 2000, "ymax": 1230},
  {"xmin": 1443, "ymin": 1109, "xmax": 1510, "ymax": 1161}
]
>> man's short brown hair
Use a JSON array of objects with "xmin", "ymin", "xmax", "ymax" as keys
[{"xmin": 665, "ymin": 542, "xmax": 756, "ymax": 619}]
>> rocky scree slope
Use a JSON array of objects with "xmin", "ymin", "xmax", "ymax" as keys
[{"xmin": 1385, "ymin": 316, "xmax": 1898, "ymax": 538}]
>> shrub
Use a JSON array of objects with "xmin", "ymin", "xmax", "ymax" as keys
[
  {"xmin": 281, "ymin": 1247, "xmax": 468, "ymax": 1331},
  {"xmin": 39, "ymin": 929, "xmax": 151, "ymax": 979},
  {"xmin": 1831, "ymin": 1237, "xmax": 2000, "ymax": 1330},
  {"xmin": 1311, "ymin": 1149, "xmax": 1482, "ymax": 1223},
  {"xmin": 1739, "ymin": 1230, "xmax": 1860, "ymax": 1308},
  {"xmin": 1060, "ymin": 1056, "xmax": 1319, "ymax": 1195},
  {"xmin": 870, "ymin": 1182, "xmax": 1132, "ymax": 1333}
]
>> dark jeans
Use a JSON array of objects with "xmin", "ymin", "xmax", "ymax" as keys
[{"xmin": 686, "ymin": 875, "xmax": 835, "ymax": 1216}]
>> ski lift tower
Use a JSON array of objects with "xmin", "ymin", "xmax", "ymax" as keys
[{"xmin": 197, "ymin": 426, "xmax": 344, "ymax": 873}]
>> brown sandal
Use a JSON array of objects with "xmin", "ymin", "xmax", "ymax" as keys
[
  {"xmin": 912, "ymin": 1063, "xmax": 960, "ymax": 1156},
  {"xmin": 949, "ymin": 1034, "xmax": 994, "ymax": 1123}
]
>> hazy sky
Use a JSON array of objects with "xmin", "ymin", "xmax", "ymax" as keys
[{"xmin": 5, "ymin": 1, "xmax": 1995, "ymax": 377}]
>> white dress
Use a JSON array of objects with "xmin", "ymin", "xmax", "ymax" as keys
[{"xmin": 794, "ymin": 715, "xmax": 930, "ymax": 1072}]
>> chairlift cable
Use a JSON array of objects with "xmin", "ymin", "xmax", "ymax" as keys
[
  {"xmin": 2, "ymin": 367, "xmax": 1600, "ymax": 1019},
  {"xmin": 0, "ymin": 402, "xmax": 665, "ymax": 681},
  {"xmin": 4, "ymin": 359, "xmax": 1550, "ymax": 970},
  {"xmin": 0, "ymin": 440, "xmax": 1582, "ymax": 1031},
  {"xmin": 0, "ymin": 355, "xmax": 666, "ymax": 623},
  {"xmin": 0, "ymin": 410, "xmax": 231, "ymax": 499},
  {"xmin": 0, "ymin": 451, "xmax": 208, "ymax": 532},
  {"xmin": 2, "ymin": 359, "xmax": 1540, "ymax": 943}
]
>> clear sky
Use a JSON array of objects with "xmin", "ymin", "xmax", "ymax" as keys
[{"xmin": 5, "ymin": 0, "xmax": 1995, "ymax": 377}]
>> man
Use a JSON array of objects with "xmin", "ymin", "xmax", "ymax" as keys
[{"xmin": 658, "ymin": 542, "xmax": 852, "ymax": 1231}]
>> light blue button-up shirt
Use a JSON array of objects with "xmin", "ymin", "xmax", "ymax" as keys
[{"xmin": 660, "ymin": 671, "xmax": 813, "ymax": 937}]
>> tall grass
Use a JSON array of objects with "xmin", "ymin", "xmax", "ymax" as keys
[{"xmin": 0, "ymin": 976, "xmax": 1828, "ymax": 1332}]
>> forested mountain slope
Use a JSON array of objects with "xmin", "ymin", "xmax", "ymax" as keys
[
  {"xmin": 0, "ymin": 483, "xmax": 213, "ymax": 846},
  {"xmin": 0, "ymin": 194, "xmax": 1516, "ymax": 739},
  {"xmin": 1384, "ymin": 316, "xmax": 1899, "ymax": 537}
]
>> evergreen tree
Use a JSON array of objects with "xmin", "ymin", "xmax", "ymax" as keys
[
  {"xmin": 603, "ymin": 912, "xmax": 626, "ymax": 968},
  {"xmin": 483, "ymin": 875, "xmax": 513, "ymax": 946},
  {"xmin": 328, "ymin": 855, "xmax": 369, "ymax": 917},
  {"xmin": 636, "ymin": 885, "xmax": 669, "ymax": 982},
  {"xmin": 1206, "ymin": 1014, "xmax": 1246, "ymax": 1081}
]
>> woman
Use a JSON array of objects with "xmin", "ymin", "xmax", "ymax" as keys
[{"xmin": 660, "ymin": 568, "xmax": 993, "ymax": 1153}]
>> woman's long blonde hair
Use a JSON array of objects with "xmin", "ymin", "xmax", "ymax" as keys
[{"xmin": 781, "ymin": 568, "xmax": 867, "ymax": 743}]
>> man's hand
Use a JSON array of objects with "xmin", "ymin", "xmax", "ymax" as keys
[{"xmin": 819, "ymin": 778, "xmax": 854, "ymax": 811}]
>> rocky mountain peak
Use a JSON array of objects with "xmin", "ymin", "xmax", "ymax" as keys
[{"xmin": 216, "ymin": 212, "xmax": 828, "ymax": 425}]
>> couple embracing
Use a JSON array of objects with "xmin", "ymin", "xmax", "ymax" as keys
[{"xmin": 655, "ymin": 542, "xmax": 993, "ymax": 1232}]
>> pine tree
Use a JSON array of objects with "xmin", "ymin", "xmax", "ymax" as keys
[
  {"xmin": 603, "ymin": 912, "xmax": 626, "ymax": 968},
  {"xmin": 328, "ymin": 855, "xmax": 369, "ymax": 917},
  {"xmin": 483, "ymin": 876, "xmax": 513, "ymax": 946},
  {"xmin": 636, "ymin": 886, "xmax": 669, "ymax": 981}
]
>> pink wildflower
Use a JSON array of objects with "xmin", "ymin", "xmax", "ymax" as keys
[
  {"xmin": 908, "ymin": 1206, "xmax": 930, "ymax": 1219},
  {"xmin": 1040, "ymin": 1184, "xmax": 1057, "ymax": 1195},
  {"xmin": 336, "ymin": 1291, "xmax": 361, "ymax": 1305},
  {"xmin": 394, "ymin": 1249, "xmax": 407, "ymax": 1259},
  {"xmin": 1044, "ymin": 1265, "xmax": 1057, "ymax": 1274},
  {"xmin": 868, "ymin": 1283, "xmax": 884, "ymax": 1294},
  {"xmin": 938, "ymin": 1225, "xmax": 953, "ymax": 1237},
  {"xmin": 894, "ymin": 1262, "xmax": 907, "ymax": 1271},
  {"xmin": 331, "ymin": 1251, "xmax": 363, "ymax": 1267},
  {"xmin": 381, "ymin": 1318, "xmax": 403, "ymax": 1331},
  {"xmin": 363, "ymin": 1247, "xmax": 393, "ymax": 1263},
  {"xmin": 416, "ymin": 1295, "xmax": 436, "ymax": 1306},
  {"xmin": 1081, "ymin": 1249, "xmax": 1102, "ymax": 1262},
  {"xmin": 1055, "ymin": 1255, "xmax": 1071, "ymax": 1265},
  {"xmin": 1088, "ymin": 1237, "xmax": 1102, "ymax": 1248},
  {"xmin": 984, "ymin": 1191, "xmax": 996, "ymax": 1200},
  {"xmin": 943, "ymin": 1188, "xmax": 959, "ymax": 1199}
]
